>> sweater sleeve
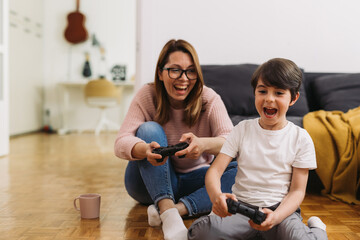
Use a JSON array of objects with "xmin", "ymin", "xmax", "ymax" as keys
[
  {"xmin": 205, "ymin": 87, "xmax": 233, "ymax": 138},
  {"xmin": 114, "ymin": 84, "xmax": 156, "ymax": 160}
]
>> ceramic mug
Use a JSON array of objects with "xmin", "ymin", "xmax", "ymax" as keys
[{"xmin": 74, "ymin": 193, "xmax": 101, "ymax": 219}]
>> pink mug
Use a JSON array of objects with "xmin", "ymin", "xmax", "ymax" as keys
[{"xmin": 74, "ymin": 193, "xmax": 101, "ymax": 219}]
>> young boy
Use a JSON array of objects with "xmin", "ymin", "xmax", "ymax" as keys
[{"xmin": 188, "ymin": 58, "xmax": 328, "ymax": 240}]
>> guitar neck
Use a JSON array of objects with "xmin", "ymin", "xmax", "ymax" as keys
[{"xmin": 76, "ymin": 0, "xmax": 80, "ymax": 11}]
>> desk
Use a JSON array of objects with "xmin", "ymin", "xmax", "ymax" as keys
[{"xmin": 58, "ymin": 81, "xmax": 134, "ymax": 135}]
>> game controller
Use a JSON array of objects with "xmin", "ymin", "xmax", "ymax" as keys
[
  {"xmin": 152, "ymin": 142, "xmax": 189, "ymax": 162},
  {"xmin": 226, "ymin": 198, "xmax": 266, "ymax": 225}
]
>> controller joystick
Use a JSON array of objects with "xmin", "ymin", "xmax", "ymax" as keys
[{"xmin": 152, "ymin": 142, "xmax": 189, "ymax": 163}]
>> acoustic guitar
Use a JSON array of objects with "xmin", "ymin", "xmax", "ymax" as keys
[{"xmin": 64, "ymin": 0, "xmax": 88, "ymax": 44}]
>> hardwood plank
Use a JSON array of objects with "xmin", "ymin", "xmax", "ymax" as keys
[{"xmin": 0, "ymin": 132, "xmax": 359, "ymax": 239}]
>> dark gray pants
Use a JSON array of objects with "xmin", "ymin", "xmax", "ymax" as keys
[{"xmin": 188, "ymin": 210, "xmax": 327, "ymax": 240}]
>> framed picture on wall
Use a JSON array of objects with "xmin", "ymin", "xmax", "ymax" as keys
[{"xmin": 111, "ymin": 64, "xmax": 126, "ymax": 81}]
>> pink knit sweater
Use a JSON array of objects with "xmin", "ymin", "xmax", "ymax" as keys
[{"xmin": 114, "ymin": 83, "xmax": 233, "ymax": 173}]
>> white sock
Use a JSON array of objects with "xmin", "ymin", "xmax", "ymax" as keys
[
  {"xmin": 208, "ymin": 210, "xmax": 216, "ymax": 216},
  {"xmin": 308, "ymin": 216, "xmax": 326, "ymax": 231},
  {"xmin": 147, "ymin": 204, "xmax": 161, "ymax": 227},
  {"xmin": 160, "ymin": 208, "xmax": 188, "ymax": 240}
]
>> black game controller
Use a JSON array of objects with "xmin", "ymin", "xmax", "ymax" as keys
[
  {"xmin": 152, "ymin": 142, "xmax": 189, "ymax": 162},
  {"xmin": 226, "ymin": 198, "xmax": 266, "ymax": 225}
]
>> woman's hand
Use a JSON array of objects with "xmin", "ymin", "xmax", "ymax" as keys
[
  {"xmin": 177, "ymin": 133, "xmax": 204, "ymax": 159},
  {"xmin": 211, "ymin": 193, "xmax": 237, "ymax": 218},
  {"xmin": 147, "ymin": 141, "xmax": 168, "ymax": 166},
  {"xmin": 249, "ymin": 208, "xmax": 280, "ymax": 231}
]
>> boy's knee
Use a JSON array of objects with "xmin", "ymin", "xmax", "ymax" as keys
[
  {"xmin": 275, "ymin": 214, "xmax": 308, "ymax": 240},
  {"xmin": 188, "ymin": 216, "xmax": 213, "ymax": 240}
]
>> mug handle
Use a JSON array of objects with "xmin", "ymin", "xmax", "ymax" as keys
[{"xmin": 73, "ymin": 197, "xmax": 80, "ymax": 211}]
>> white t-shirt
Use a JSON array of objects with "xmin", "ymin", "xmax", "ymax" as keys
[{"xmin": 221, "ymin": 118, "xmax": 316, "ymax": 207}]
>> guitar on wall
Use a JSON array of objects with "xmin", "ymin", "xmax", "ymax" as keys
[{"xmin": 64, "ymin": 0, "xmax": 88, "ymax": 44}]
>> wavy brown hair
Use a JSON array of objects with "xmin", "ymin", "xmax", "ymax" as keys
[{"xmin": 154, "ymin": 39, "xmax": 204, "ymax": 127}]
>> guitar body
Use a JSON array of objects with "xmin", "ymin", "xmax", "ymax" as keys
[{"xmin": 64, "ymin": 0, "xmax": 88, "ymax": 44}]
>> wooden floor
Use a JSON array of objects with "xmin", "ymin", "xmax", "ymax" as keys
[{"xmin": 0, "ymin": 132, "xmax": 359, "ymax": 240}]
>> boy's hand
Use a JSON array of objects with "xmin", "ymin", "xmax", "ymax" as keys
[
  {"xmin": 249, "ymin": 208, "xmax": 279, "ymax": 231},
  {"xmin": 212, "ymin": 193, "xmax": 237, "ymax": 218}
]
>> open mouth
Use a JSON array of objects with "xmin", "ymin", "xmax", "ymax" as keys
[
  {"xmin": 174, "ymin": 85, "xmax": 188, "ymax": 92},
  {"xmin": 264, "ymin": 107, "xmax": 277, "ymax": 117}
]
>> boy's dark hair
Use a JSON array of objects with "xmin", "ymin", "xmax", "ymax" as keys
[{"xmin": 251, "ymin": 58, "xmax": 302, "ymax": 101}]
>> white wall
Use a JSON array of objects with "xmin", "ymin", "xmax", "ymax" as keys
[
  {"xmin": 0, "ymin": 0, "xmax": 9, "ymax": 155},
  {"xmin": 136, "ymin": 0, "xmax": 360, "ymax": 89},
  {"xmin": 9, "ymin": 0, "xmax": 44, "ymax": 135},
  {"xmin": 43, "ymin": 0, "xmax": 136, "ymax": 130}
]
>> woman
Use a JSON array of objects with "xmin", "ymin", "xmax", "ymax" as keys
[{"xmin": 114, "ymin": 39, "xmax": 237, "ymax": 240}]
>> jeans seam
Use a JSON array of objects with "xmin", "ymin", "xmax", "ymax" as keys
[
  {"xmin": 153, "ymin": 160, "xmax": 175, "ymax": 208},
  {"xmin": 180, "ymin": 196, "xmax": 197, "ymax": 216},
  {"xmin": 154, "ymin": 194, "xmax": 175, "ymax": 209}
]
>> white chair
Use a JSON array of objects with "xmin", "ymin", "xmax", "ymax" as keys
[{"xmin": 84, "ymin": 78, "xmax": 122, "ymax": 135}]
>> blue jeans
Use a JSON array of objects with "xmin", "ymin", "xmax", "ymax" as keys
[{"xmin": 124, "ymin": 121, "xmax": 237, "ymax": 216}]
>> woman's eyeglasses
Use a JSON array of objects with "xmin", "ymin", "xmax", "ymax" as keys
[{"xmin": 162, "ymin": 68, "xmax": 197, "ymax": 80}]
